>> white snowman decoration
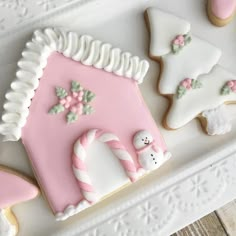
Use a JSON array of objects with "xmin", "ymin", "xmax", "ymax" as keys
[{"xmin": 133, "ymin": 130, "xmax": 171, "ymax": 171}]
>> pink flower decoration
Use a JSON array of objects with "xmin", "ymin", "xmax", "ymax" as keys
[
  {"xmin": 72, "ymin": 92, "xmax": 79, "ymax": 98},
  {"xmin": 60, "ymin": 96, "xmax": 72, "ymax": 109},
  {"xmin": 70, "ymin": 106, "xmax": 77, "ymax": 113},
  {"xmin": 181, "ymin": 78, "xmax": 192, "ymax": 90},
  {"xmin": 60, "ymin": 99, "xmax": 66, "ymax": 105},
  {"xmin": 173, "ymin": 39, "xmax": 180, "ymax": 45},
  {"xmin": 227, "ymin": 81, "xmax": 234, "ymax": 88},
  {"xmin": 72, "ymin": 91, "xmax": 84, "ymax": 101},
  {"xmin": 76, "ymin": 91, "xmax": 84, "ymax": 102},
  {"xmin": 232, "ymin": 85, "xmax": 236, "ymax": 92},
  {"xmin": 173, "ymin": 35, "xmax": 185, "ymax": 46},
  {"xmin": 70, "ymin": 102, "xmax": 84, "ymax": 115}
]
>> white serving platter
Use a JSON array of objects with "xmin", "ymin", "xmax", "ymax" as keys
[{"xmin": 0, "ymin": 0, "xmax": 236, "ymax": 235}]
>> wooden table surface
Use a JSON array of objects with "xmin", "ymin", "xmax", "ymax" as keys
[{"xmin": 172, "ymin": 200, "xmax": 236, "ymax": 236}]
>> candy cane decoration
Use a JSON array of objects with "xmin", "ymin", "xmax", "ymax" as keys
[{"xmin": 72, "ymin": 129, "xmax": 138, "ymax": 204}]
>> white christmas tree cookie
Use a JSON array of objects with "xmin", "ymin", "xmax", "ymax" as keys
[
  {"xmin": 165, "ymin": 65, "xmax": 236, "ymax": 135},
  {"xmin": 145, "ymin": 8, "xmax": 236, "ymax": 135}
]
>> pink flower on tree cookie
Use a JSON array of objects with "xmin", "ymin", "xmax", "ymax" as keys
[
  {"xmin": 177, "ymin": 78, "xmax": 202, "ymax": 98},
  {"xmin": 171, "ymin": 33, "xmax": 191, "ymax": 54},
  {"xmin": 221, "ymin": 80, "xmax": 236, "ymax": 95}
]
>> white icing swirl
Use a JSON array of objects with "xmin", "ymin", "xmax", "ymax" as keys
[
  {"xmin": 0, "ymin": 209, "xmax": 17, "ymax": 236},
  {"xmin": 0, "ymin": 28, "xmax": 149, "ymax": 141}
]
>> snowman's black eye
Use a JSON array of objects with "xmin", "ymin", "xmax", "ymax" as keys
[
  {"xmin": 151, "ymin": 154, "xmax": 153, "ymax": 157},
  {"xmin": 153, "ymin": 158, "xmax": 155, "ymax": 160},
  {"xmin": 146, "ymin": 137, "xmax": 148, "ymax": 139},
  {"xmin": 155, "ymin": 162, "xmax": 157, "ymax": 164},
  {"xmin": 142, "ymin": 139, "xmax": 144, "ymax": 141}
]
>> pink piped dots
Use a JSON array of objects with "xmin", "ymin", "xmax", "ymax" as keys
[
  {"xmin": 70, "ymin": 103, "xmax": 83, "ymax": 115},
  {"xmin": 72, "ymin": 92, "xmax": 79, "ymax": 98},
  {"xmin": 181, "ymin": 78, "xmax": 192, "ymax": 90},
  {"xmin": 173, "ymin": 35, "xmax": 185, "ymax": 46},
  {"xmin": 227, "ymin": 80, "xmax": 235, "ymax": 88},
  {"xmin": 232, "ymin": 85, "xmax": 236, "ymax": 92},
  {"xmin": 60, "ymin": 99, "xmax": 66, "ymax": 105},
  {"xmin": 72, "ymin": 91, "xmax": 84, "ymax": 102}
]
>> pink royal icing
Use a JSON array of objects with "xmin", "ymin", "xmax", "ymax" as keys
[
  {"xmin": 211, "ymin": 0, "xmax": 236, "ymax": 19},
  {"xmin": 21, "ymin": 52, "xmax": 167, "ymax": 215},
  {"xmin": 0, "ymin": 169, "xmax": 38, "ymax": 209}
]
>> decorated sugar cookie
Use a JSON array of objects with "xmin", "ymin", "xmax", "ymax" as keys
[
  {"xmin": 0, "ymin": 28, "xmax": 171, "ymax": 221},
  {"xmin": 207, "ymin": 0, "xmax": 236, "ymax": 26},
  {"xmin": 145, "ymin": 8, "xmax": 236, "ymax": 135},
  {"xmin": 0, "ymin": 166, "xmax": 39, "ymax": 236}
]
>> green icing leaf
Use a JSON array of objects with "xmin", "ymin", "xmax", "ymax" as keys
[
  {"xmin": 172, "ymin": 44, "xmax": 180, "ymax": 54},
  {"xmin": 56, "ymin": 87, "xmax": 68, "ymax": 99},
  {"xmin": 83, "ymin": 90, "xmax": 96, "ymax": 103},
  {"xmin": 184, "ymin": 33, "xmax": 192, "ymax": 44},
  {"xmin": 221, "ymin": 85, "xmax": 231, "ymax": 95},
  {"xmin": 177, "ymin": 86, "xmax": 187, "ymax": 99},
  {"xmin": 83, "ymin": 104, "xmax": 94, "ymax": 115},
  {"xmin": 49, "ymin": 104, "xmax": 65, "ymax": 114},
  {"xmin": 66, "ymin": 112, "xmax": 78, "ymax": 123},
  {"xmin": 186, "ymin": 37, "xmax": 192, "ymax": 44},
  {"xmin": 191, "ymin": 80, "xmax": 202, "ymax": 89},
  {"xmin": 71, "ymin": 81, "xmax": 82, "ymax": 92}
]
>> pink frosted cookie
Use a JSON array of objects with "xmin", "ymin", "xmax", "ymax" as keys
[
  {"xmin": 0, "ymin": 28, "xmax": 171, "ymax": 221},
  {"xmin": 145, "ymin": 8, "xmax": 236, "ymax": 135},
  {"xmin": 0, "ymin": 166, "xmax": 39, "ymax": 236},
  {"xmin": 207, "ymin": 0, "xmax": 236, "ymax": 26}
]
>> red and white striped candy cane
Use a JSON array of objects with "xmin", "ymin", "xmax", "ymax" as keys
[{"xmin": 72, "ymin": 129, "xmax": 138, "ymax": 204}]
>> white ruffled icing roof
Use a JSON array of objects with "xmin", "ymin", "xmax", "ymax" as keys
[{"xmin": 0, "ymin": 28, "xmax": 149, "ymax": 141}]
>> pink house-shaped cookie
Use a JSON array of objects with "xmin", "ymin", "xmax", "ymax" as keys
[{"xmin": 0, "ymin": 28, "xmax": 171, "ymax": 220}]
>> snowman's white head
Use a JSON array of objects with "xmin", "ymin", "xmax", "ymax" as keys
[{"xmin": 133, "ymin": 130, "xmax": 154, "ymax": 150}]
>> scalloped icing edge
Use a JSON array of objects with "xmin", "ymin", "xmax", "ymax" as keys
[
  {"xmin": 0, "ymin": 27, "xmax": 149, "ymax": 141},
  {"xmin": 55, "ymin": 168, "xmax": 147, "ymax": 221},
  {"xmin": 55, "ymin": 200, "xmax": 90, "ymax": 221}
]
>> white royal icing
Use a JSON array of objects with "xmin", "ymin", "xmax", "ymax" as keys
[
  {"xmin": 138, "ymin": 148, "xmax": 171, "ymax": 171},
  {"xmin": 160, "ymin": 36, "xmax": 221, "ymax": 94},
  {"xmin": 166, "ymin": 65, "xmax": 236, "ymax": 134},
  {"xmin": 146, "ymin": 8, "xmax": 191, "ymax": 57},
  {"xmin": 0, "ymin": 28, "xmax": 149, "ymax": 142},
  {"xmin": 56, "ymin": 200, "xmax": 90, "ymax": 221},
  {"xmin": 202, "ymin": 104, "xmax": 232, "ymax": 135},
  {"xmin": 133, "ymin": 130, "xmax": 154, "ymax": 149},
  {"xmin": 0, "ymin": 210, "xmax": 16, "ymax": 236},
  {"xmin": 133, "ymin": 130, "xmax": 171, "ymax": 171},
  {"xmin": 77, "ymin": 139, "xmax": 130, "ymax": 198}
]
